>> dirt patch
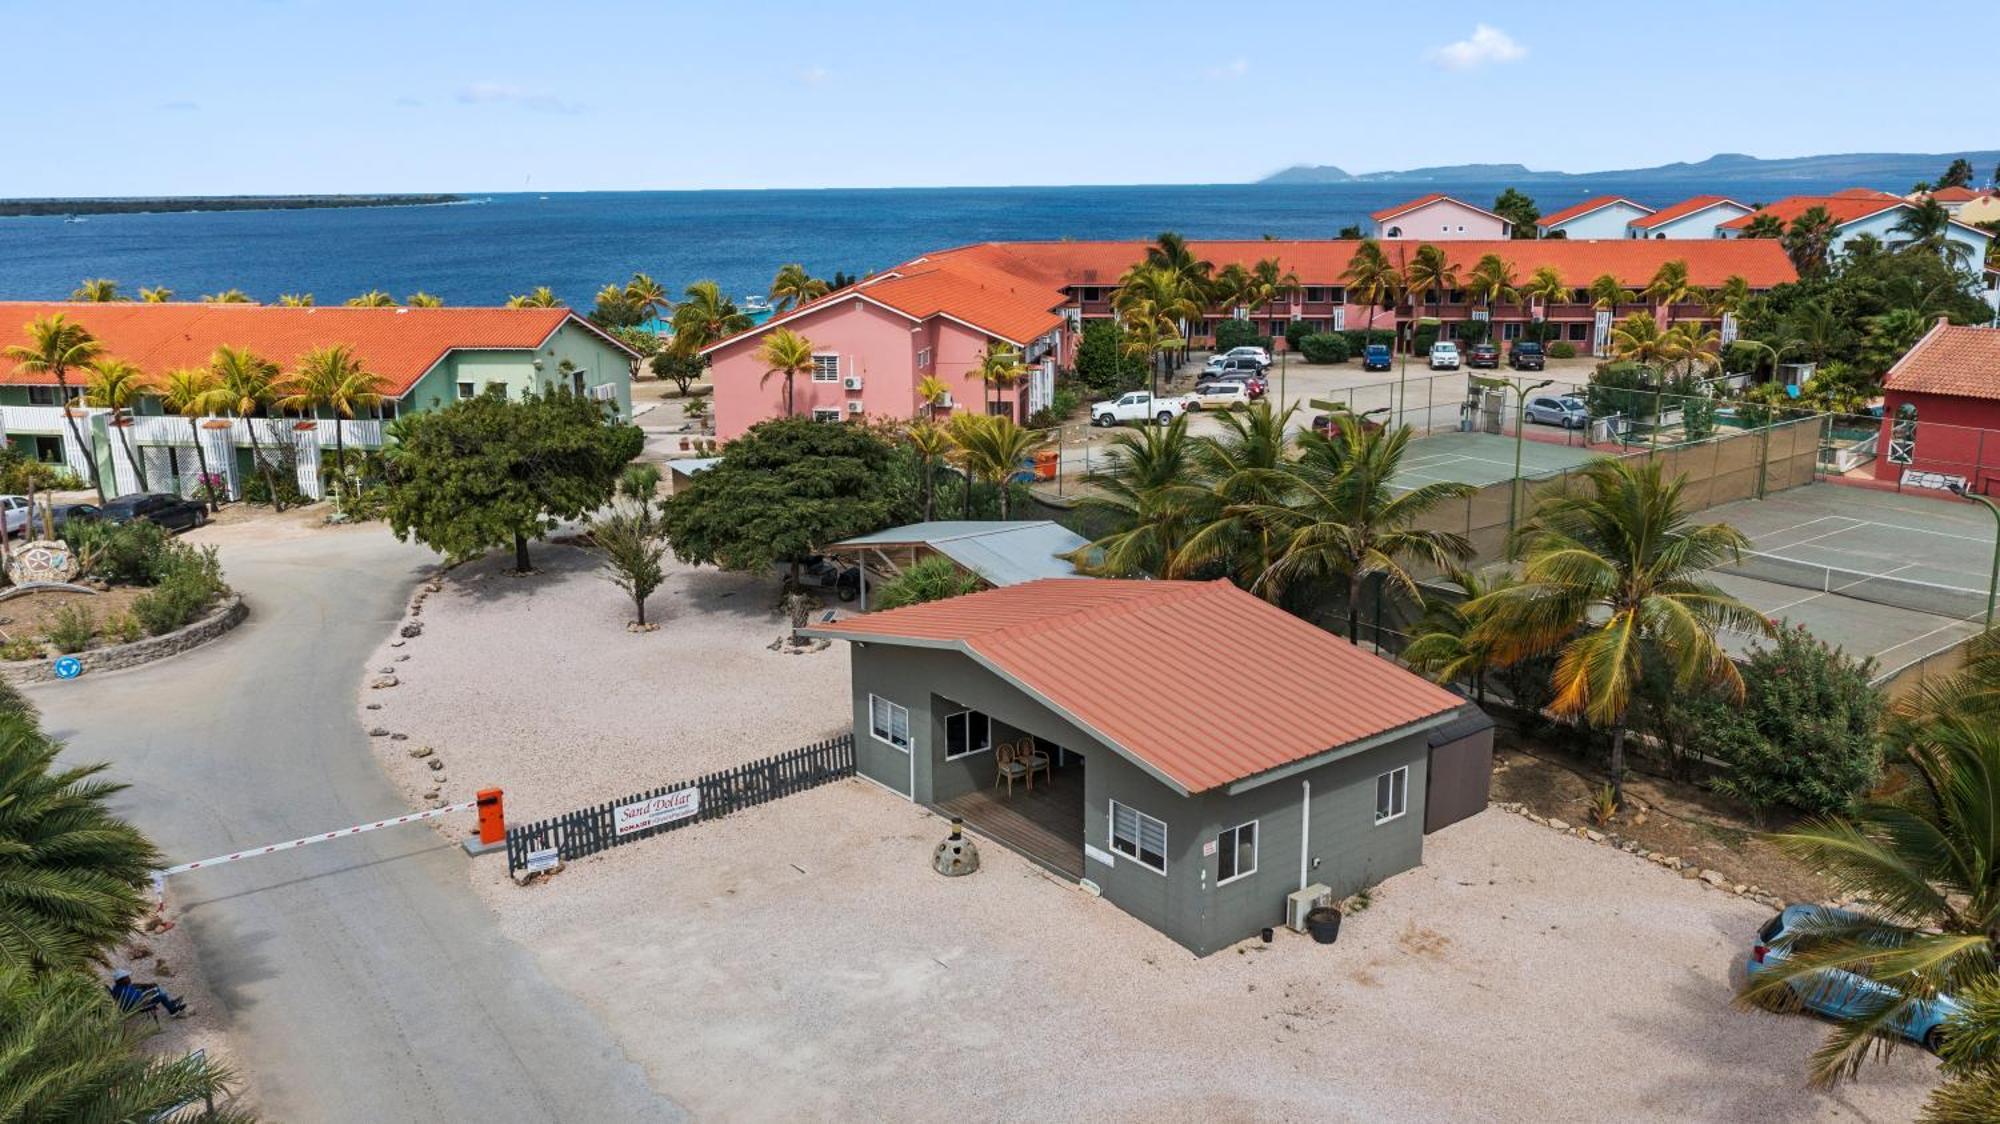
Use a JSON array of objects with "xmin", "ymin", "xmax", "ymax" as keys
[
  {"xmin": 1491, "ymin": 726, "xmax": 1834, "ymax": 905},
  {"xmin": 101, "ymin": 888, "xmax": 257, "ymax": 1114},
  {"xmin": 0, "ymin": 586, "xmax": 148, "ymax": 648}
]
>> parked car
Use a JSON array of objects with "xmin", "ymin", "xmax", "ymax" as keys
[
  {"xmin": 789, "ymin": 555, "xmax": 860, "ymax": 602},
  {"xmin": 1091, "ymin": 390, "xmax": 1196, "ymax": 427},
  {"xmin": 1203, "ymin": 354, "xmax": 1266, "ymax": 378},
  {"xmin": 41, "ymin": 502, "xmax": 101, "ymax": 534},
  {"xmin": 1747, "ymin": 904, "xmax": 1960, "ymax": 1052},
  {"xmin": 1508, "ymin": 340, "xmax": 1547, "ymax": 371},
  {"xmin": 1187, "ymin": 381, "xmax": 1251, "ymax": 410},
  {"xmin": 98, "ymin": 493, "xmax": 208, "ymax": 533},
  {"xmin": 1361, "ymin": 344, "xmax": 1393, "ymax": 372},
  {"xmin": 1524, "ymin": 393, "xmax": 1589, "ymax": 429},
  {"xmin": 1428, "ymin": 342, "xmax": 1461, "ymax": 371},
  {"xmin": 0, "ymin": 495, "xmax": 29, "ymax": 539},
  {"xmin": 1221, "ymin": 346, "xmax": 1272, "ymax": 368},
  {"xmin": 1201, "ymin": 372, "xmax": 1266, "ymax": 398},
  {"xmin": 1309, "ymin": 412, "xmax": 1385, "ymax": 437},
  {"xmin": 1468, "ymin": 343, "xmax": 1500, "ymax": 369}
]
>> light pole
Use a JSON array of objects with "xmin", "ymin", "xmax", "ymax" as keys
[
  {"xmin": 1951, "ymin": 481, "xmax": 2000, "ymax": 628},
  {"xmin": 1480, "ymin": 375, "xmax": 1553, "ymax": 550}
]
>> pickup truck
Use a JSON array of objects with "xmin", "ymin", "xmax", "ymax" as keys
[{"xmin": 1091, "ymin": 390, "xmax": 1197, "ymax": 427}]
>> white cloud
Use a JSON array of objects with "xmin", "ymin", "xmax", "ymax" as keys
[
  {"xmin": 1205, "ymin": 57, "xmax": 1249, "ymax": 80},
  {"xmin": 455, "ymin": 82, "xmax": 585, "ymax": 115},
  {"xmin": 1427, "ymin": 25, "xmax": 1527, "ymax": 71},
  {"xmin": 797, "ymin": 65, "xmax": 831, "ymax": 85}
]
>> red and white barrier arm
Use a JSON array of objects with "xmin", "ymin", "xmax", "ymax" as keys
[{"xmin": 157, "ymin": 799, "xmax": 481, "ymax": 877}]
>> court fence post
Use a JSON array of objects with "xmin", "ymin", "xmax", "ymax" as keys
[{"xmin": 1756, "ymin": 422, "xmax": 1771, "ymax": 499}]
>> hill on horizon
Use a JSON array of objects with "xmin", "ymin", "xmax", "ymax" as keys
[{"xmin": 1259, "ymin": 151, "xmax": 2000, "ymax": 187}]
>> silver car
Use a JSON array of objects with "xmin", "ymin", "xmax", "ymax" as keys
[{"xmin": 1524, "ymin": 394, "xmax": 1588, "ymax": 429}]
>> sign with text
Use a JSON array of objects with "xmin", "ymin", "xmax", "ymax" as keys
[
  {"xmin": 613, "ymin": 787, "xmax": 701, "ymax": 835},
  {"xmin": 524, "ymin": 848, "xmax": 561, "ymax": 873},
  {"xmin": 1901, "ymin": 468, "xmax": 1967, "ymax": 493}
]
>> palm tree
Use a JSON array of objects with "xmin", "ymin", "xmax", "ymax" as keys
[
  {"xmin": 281, "ymin": 345, "xmax": 387, "ymax": 495},
  {"xmin": 1246, "ymin": 417, "xmax": 1476, "ymax": 643},
  {"xmin": 69, "ymin": 278, "xmax": 125, "ymax": 302},
  {"xmin": 769, "ymin": 264, "xmax": 828, "ymax": 313},
  {"xmin": 1522, "ymin": 265, "xmax": 1567, "ymax": 341},
  {"xmin": 1862, "ymin": 306, "xmax": 1933, "ymax": 373},
  {"xmin": 1465, "ymin": 253, "xmax": 1520, "ymax": 331},
  {"xmin": 1782, "ymin": 206, "xmax": 1840, "ymax": 276},
  {"xmin": 905, "ymin": 420, "xmax": 952, "ymax": 521},
  {"xmin": 1609, "ymin": 312, "xmax": 1678, "ymax": 368},
  {"xmin": 200, "ymin": 289, "xmax": 252, "ymax": 304},
  {"xmin": 973, "ymin": 342, "xmax": 1027, "ymax": 417},
  {"xmin": 1403, "ymin": 243, "xmax": 1458, "ymax": 331},
  {"xmin": 212, "ymin": 345, "xmax": 290, "ymax": 511},
  {"xmin": 1588, "ymin": 273, "xmax": 1633, "ymax": 313},
  {"xmin": 277, "ymin": 292, "xmax": 315, "ymax": 307},
  {"xmin": 346, "ymin": 290, "xmax": 397, "ymax": 308},
  {"xmin": 1740, "ymin": 212, "xmax": 1786, "ymax": 240},
  {"xmin": 1249, "ymin": 256, "xmax": 1302, "ymax": 325},
  {"xmin": 623, "ymin": 273, "xmax": 670, "ymax": 322},
  {"xmin": 1341, "ymin": 240, "xmax": 1404, "ymax": 349},
  {"xmin": 915, "ymin": 374, "xmax": 952, "ymax": 418},
  {"xmin": 158, "ymin": 366, "xmax": 229, "ymax": 510},
  {"xmin": 505, "ymin": 287, "xmax": 563, "ymax": 309},
  {"xmin": 1210, "ymin": 263, "xmax": 1254, "ymax": 320},
  {"xmin": 1070, "ymin": 415, "xmax": 1203, "ymax": 577},
  {"xmin": 0, "ymin": 965, "xmax": 250, "ymax": 1121},
  {"xmin": 1173, "ymin": 401, "xmax": 1299, "ymax": 591},
  {"xmin": 669, "ymin": 281, "xmax": 752, "ymax": 356},
  {"xmin": 755, "ymin": 328, "xmax": 815, "ymax": 417},
  {"xmin": 77, "ymin": 358, "xmax": 153, "ymax": 492},
  {"xmin": 4, "ymin": 314, "xmax": 107, "ymax": 502},
  {"xmin": 0, "ymin": 714, "xmax": 160, "ymax": 973},
  {"xmin": 1644, "ymin": 259, "xmax": 1700, "ymax": 329},
  {"xmin": 950, "ymin": 414, "xmax": 1040, "ymax": 518},
  {"xmin": 1704, "ymin": 274, "xmax": 1751, "ymax": 330},
  {"xmin": 1467, "ymin": 458, "xmax": 1771, "ymax": 805},
  {"xmin": 406, "ymin": 292, "xmax": 444, "ymax": 308},
  {"xmin": 1143, "ymin": 233, "xmax": 1212, "ymax": 363},
  {"xmin": 1403, "ymin": 569, "xmax": 1516, "ymax": 706},
  {"xmin": 138, "ymin": 286, "xmax": 173, "ymax": 303}
]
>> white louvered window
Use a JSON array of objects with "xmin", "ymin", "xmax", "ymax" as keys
[
  {"xmin": 869, "ymin": 694, "xmax": 910, "ymax": 752},
  {"xmin": 1109, "ymin": 800, "xmax": 1167, "ymax": 874},
  {"xmin": 812, "ymin": 354, "xmax": 840, "ymax": 382}
]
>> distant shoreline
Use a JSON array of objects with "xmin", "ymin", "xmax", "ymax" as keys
[{"xmin": 0, "ymin": 194, "xmax": 466, "ymax": 218}]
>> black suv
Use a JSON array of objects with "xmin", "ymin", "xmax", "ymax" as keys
[
  {"xmin": 100, "ymin": 493, "xmax": 208, "ymax": 533},
  {"xmin": 1508, "ymin": 341, "xmax": 1547, "ymax": 371}
]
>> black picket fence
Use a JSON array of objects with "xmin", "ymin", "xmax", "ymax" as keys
[{"xmin": 505, "ymin": 733, "xmax": 856, "ymax": 874}]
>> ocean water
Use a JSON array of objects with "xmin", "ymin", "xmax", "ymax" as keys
[{"xmin": 0, "ymin": 179, "xmax": 1867, "ymax": 309}]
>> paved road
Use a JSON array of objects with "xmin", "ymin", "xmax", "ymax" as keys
[{"xmin": 33, "ymin": 527, "xmax": 677, "ymax": 1123}]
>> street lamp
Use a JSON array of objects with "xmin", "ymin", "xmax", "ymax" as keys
[{"xmin": 1949, "ymin": 481, "xmax": 2000, "ymax": 628}]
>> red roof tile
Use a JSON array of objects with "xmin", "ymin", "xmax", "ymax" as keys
[
  {"xmin": 0, "ymin": 303, "xmax": 624, "ymax": 396},
  {"xmin": 1883, "ymin": 321, "xmax": 2000, "ymax": 400},
  {"xmin": 1926, "ymin": 186, "xmax": 1985, "ymax": 203},
  {"xmin": 1538, "ymin": 196, "xmax": 1652, "ymax": 228},
  {"xmin": 813, "ymin": 579, "xmax": 1464, "ymax": 793},
  {"xmin": 1718, "ymin": 194, "xmax": 1907, "ymax": 231},
  {"xmin": 1628, "ymin": 194, "xmax": 1747, "ymax": 230}
]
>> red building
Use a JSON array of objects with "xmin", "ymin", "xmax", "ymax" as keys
[{"xmin": 1878, "ymin": 321, "xmax": 2000, "ymax": 492}]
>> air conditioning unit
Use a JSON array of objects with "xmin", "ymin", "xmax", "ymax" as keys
[
  {"xmin": 1285, "ymin": 883, "xmax": 1332, "ymax": 932},
  {"xmin": 587, "ymin": 383, "xmax": 617, "ymax": 401},
  {"xmin": 936, "ymin": 392, "xmax": 954, "ymax": 407},
  {"xmin": 847, "ymin": 400, "xmax": 864, "ymax": 414},
  {"xmin": 843, "ymin": 375, "xmax": 863, "ymax": 390}
]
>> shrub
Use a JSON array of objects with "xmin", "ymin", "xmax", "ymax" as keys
[
  {"xmin": 1283, "ymin": 320, "xmax": 1315, "ymax": 352},
  {"xmin": 1410, "ymin": 321, "xmax": 1441, "ymax": 355},
  {"xmin": 1455, "ymin": 320, "xmax": 1491, "ymax": 345},
  {"xmin": 68, "ymin": 520, "xmax": 171, "ymax": 586},
  {"xmin": 1212, "ymin": 319, "xmax": 1269, "ymax": 354},
  {"xmin": 0, "ymin": 637, "xmax": 40, "ymax": 661},
  {"xmin": 1298, "ymin": 333, "xmax": 1351, "ymax": 364},
  {"xmin": 619, "ymin": 462, "xmax": 662, "ymax": 502},
  {"xmin": 1338, "ymin": 328, "xmax": 1396, "ymax": 354},
  {"xmin": 104, "ymin": 611, "xmax": 143, "ymax": 645},
  {"xmin": 1073, "ymin": 320, "xmax": 1147, "ymax": 398},
  {"xmin": 42, "ymin": 603, "xmax": 95, "ymax": 654},
  {"xmin": 1548, "ymin": 341, "xmax": 1578, "ymax": 359},
  {"xmin": 242, "ymin": 469, "xmax": 305, "ymax": 508},
  {"xmin": 875, "ymin": 555, "xmax": 981, "ymax": 609},
  {"xmin": 130, "ymin": 544, "xmax": 226, "ymax": 636},
  {"xmin": 1689, "ymin": 625, "xmax": 1883, "ymax": 820}
]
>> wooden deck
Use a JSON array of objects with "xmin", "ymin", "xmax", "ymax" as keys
[{"xmin": 933, "ymin": 768, "xmax": 1085, "ymax": 881}]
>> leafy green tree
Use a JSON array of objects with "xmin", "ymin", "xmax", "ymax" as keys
[
  {"xmin": 385, "ymin": 389, "xmax": 643, "ymax": 573},
  {"xmin": 0, "ymin": 965, "xmax": 251, "ymax": 1122},
  {"xmin": 1073, "ymin": 319, "xmax": 1147, "ymax": 398},
  {"xmin": 0, "ymin": 715, "xmax": 159, "ymax": 974},
  {"xmin": 1939, "ymin": 157, "xmax": 1976, "ymax": 189},
  {"xmin": 650, "ymin": 351, "xmax": 706, "ymax": 397},
  {"xmin": 1782, "ymin": 206, "xmax": 1840, "ymax": 277},
  {"xmin": 659, "ymin": 416, "xmax": 910, "ymax": 587},
  {"xmin": 876, "ymin": 555, "xmax": 981, "ymax": 609},
  {"xmin": 1211, "ymin": 319, "xmax": 1268, "ymax": 353},
  {"xmin": 590, "ymin": 501, "xmax": 667, "ymax": 627},
  {"xmin": 1492, "ymin": 188, "xmax": 1540, "ymax": 237}
]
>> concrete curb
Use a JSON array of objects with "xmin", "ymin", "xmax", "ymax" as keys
[{"xmin": 0, "ymin": 593, "xmax": 248, "ymax": 684}]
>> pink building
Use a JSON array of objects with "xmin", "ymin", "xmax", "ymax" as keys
[
  {"xmin": 1369, "ymin": 193, "xmax": 1514, "ymax": 240},
  {"xmin": 702, "ymin": 254, "xmax": 1070, "ymax": 440}
]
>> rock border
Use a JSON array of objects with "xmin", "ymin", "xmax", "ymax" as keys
[
  {"xmin": 0, "ymin": 593, "xmax": 247, "ymax": 684},
  {"xmin": 1490, "ymin": 799, "xmax": 1790, "ymax": 911}
]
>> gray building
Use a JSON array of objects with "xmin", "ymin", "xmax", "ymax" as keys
[{"xmin": 804, "ymin": 578, "xmax": 1489, "ymax": 956}]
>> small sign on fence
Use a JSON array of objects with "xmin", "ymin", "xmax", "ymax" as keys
[
  {"xmin": 613, "ymin": 786, "xmax": 702, "ymax": 836},
  {"xmin": 523, "ymin": 847, "xmax": 561, "ymax": 874}
]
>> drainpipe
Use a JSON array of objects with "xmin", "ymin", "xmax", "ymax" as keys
[{"xmin": 1299, "ymin": 780, "xmax": 1311, "ymax": 893}]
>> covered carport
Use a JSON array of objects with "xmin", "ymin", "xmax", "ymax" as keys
[{"xmin": 827, "ymin": 520, "xmax": 1091, "ymax": 608}]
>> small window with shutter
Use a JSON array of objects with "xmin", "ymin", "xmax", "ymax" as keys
[{"xmin": 1109, "ymin": 800, "xmax": 1167, "ymax": 874}]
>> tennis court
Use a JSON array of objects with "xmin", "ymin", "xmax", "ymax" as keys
[
  {"xmin": 1394, "ymin": 430, "xmax": 1602, "ymax": 490},
  {"xmin": 1700, "ymin": 484, "xmax": 1996, "ymax": 678}
]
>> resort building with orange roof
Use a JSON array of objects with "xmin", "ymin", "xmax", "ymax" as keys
[
  {"xmin": 1535, "ymin": 195, "xmax": 1655, "ymax": 240},
  {"xmin": 1368, "ymin": 193, "xmax": 1512, "ymax": 240}
]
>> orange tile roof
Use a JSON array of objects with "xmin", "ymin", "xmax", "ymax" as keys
[
  {"xmin": 811, "ymin": 578, "xmax": 1464, "ymax": 793},
  {"xmin": 0, "ymin": 303, "xmax": 626, "ymax": 396},
  {"xmin": 1718, "ymin": 193, "xmax": 1907, "ymax": 231},
  {"xmin": 1628, "ymin": 194, "xmax": 1747, "ymax": 230},
  {"xmin": 1538, "ymin": 195, "xmax": 1652, "ymax": 228},
  {"xmin": 1883, "ymin": 321, "xmax": 2000, "ymax": 400},
  {"xmin": 1926, "ymin": 186, "xmax": 1985, "ymax": 203}
]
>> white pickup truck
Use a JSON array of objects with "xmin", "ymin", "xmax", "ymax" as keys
[{"xmin": 1091, "ymin": 390, "xmax": 1197, "ymax": 427}]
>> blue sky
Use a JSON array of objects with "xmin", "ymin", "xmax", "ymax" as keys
[{"xmin": 2, "ymin": 0, "xmax": 1993, "ymax": 195}]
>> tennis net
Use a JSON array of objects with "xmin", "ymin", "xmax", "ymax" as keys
[{"xmin": 1713, "ymin": 550, "xmax": 1989, "ymax": 622}]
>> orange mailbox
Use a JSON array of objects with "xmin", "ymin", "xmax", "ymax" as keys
[
  {"xmin": 1034, "ymin": 447, "xmax": 1059, "ymax": 481},
  {"xmin": 475, "ymin": 787, "xmax": 506, "ymax": 846}
]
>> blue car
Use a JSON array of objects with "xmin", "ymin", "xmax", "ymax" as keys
[
  {"xmin": 1746, "ymin": 904, "xmax": 1960, "ymax": 1052},
  {"xmin": 1362, "ymin": 343, "xmax": 1392, "ymax": 372}
]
